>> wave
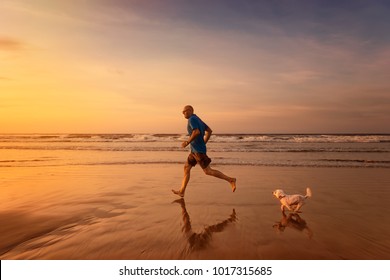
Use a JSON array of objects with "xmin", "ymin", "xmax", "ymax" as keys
[
  {"xmin": 2, "ymin": 133, "xmax": 389, "ymax": 169},
  {"xmin": 1, "ymin": 133, "xmax": 390, "ymax": 143},
  {"xmin": 1, "ymin": 145, "xmax": 389, "ymax": 153},
  {"xmin": 320, "ymin": 159, "xmax": 390, "ymax": 164},
  {"xmin": 2, "ymin": 159, "xmax": 389, "ymax": 168}
]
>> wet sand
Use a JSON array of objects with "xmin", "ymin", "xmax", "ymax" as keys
[{"xmin": 1, "ymin": 164, "xmax": 389, "ymax": 259}]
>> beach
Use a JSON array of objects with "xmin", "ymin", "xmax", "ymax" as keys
[{"xmin": 1, "ymin": 163, "xmax": 390, "ymax": 260}]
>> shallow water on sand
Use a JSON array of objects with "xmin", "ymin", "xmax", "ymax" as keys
[{"xmin": 1, "ymin": 165, "xmax": 389, "ymax": 259}]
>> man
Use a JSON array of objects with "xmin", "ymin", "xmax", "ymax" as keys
[{"xmin": 172, "ymin": 105, "xmax": 237, "ymax": 197}]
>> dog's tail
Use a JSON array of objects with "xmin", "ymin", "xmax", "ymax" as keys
[{"xmin": 305, "ymin": 187, "xmax": 312, "ymax": 199}]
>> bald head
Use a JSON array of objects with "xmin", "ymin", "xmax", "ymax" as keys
[{"xmin": 182, "ymin": 105, "xmax": 194, "ymax": 119}]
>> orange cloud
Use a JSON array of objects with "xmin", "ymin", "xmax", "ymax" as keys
[{"xmin": 0, "ymin": 37, "xmax": 25, "ymax": 50}]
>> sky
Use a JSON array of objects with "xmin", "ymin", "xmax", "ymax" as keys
[{"xmin": 1, "ymin": 0, "xmax": 389, "ymax": 134}]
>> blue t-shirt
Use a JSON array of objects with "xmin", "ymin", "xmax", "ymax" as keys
[{"xmin": 187, "ymin": 114, "xmax": 208, "ymax": 153}]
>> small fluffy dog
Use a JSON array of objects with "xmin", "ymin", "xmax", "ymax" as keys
[{"xmin": 273, "ymin": 188, "xmax": 312, "ymax": 212}]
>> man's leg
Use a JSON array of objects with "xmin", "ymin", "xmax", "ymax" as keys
[
  {"xmin": 172, "ymin": 162, "xmax": 193, "ymax": 197},
  {"xmin": 203, "ymin": 166, "xmax": 236, "ymax": 192}
]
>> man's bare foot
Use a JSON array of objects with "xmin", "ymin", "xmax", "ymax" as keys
[
  {"xmin": 172, "ymin": 189, "xmax": 184, "ymax": 197},
  {"xmin": 230, "ymin": 178, "xmax": 237, "ymax": 192}
]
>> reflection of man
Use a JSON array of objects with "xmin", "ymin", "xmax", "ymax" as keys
[
  {"xmin": 173, "ymin": 198, "xmax": 237, "ymax": 250},
  {"xmin": 172, "ymin": 105, "xmax": 236, "ymax": 197},
  {"xmin": 273, "ymin": 212, "xmax": 313, "ymax": 239}
]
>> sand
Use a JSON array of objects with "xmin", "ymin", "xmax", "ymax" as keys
[{"xmin": 1, "ymin": 164, "xmax": 389, "ymax": 259}]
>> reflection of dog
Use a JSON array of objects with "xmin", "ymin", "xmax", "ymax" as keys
[
  {"xmin": 273, "ymin": 212, "xmax": 313, "ymax": 239},
  {"xmin": 273, "ymin": 188, "xmax": 312, "ymax": 212}
]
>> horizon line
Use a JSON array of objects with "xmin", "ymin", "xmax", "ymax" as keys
[{"xmin": 1, "ymin": 132, "xmax": 390, "ymax": 135}]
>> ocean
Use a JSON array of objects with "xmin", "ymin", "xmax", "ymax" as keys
[{"xmin": 1, "ymin": 133, "xmax": 390, "ymax": 168}]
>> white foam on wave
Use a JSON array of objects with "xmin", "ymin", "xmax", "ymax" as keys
[{"xmin": 1, "ymin": 133, "xmax": 390, "ymax": 143}]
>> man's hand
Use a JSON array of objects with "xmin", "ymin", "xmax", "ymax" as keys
[
  {"xmin": 182, "ymin": 129, "xmax": 200, "ymax": 148},
  {"xmin": 204, "ymin": 127, "xmax": 213, "ymax": 144},
  {"xmin": 181, "ymin": 141, "xmax": 189, "ymax": 148}
]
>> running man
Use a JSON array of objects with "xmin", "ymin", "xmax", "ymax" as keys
[{"xmin": 172, "ymin": 105, "xmax": 237, "ymax": 197}]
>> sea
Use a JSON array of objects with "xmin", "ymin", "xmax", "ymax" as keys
[{"xmin": 1, "ymin": 133, "xmax": 390, "ymax": 168}]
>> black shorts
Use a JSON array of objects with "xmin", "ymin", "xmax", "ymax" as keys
[{"xmin": 187, "ymin": 152, "xmax": 212, "ymax": 169}]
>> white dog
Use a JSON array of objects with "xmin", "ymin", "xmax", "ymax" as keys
[{"xmin": 273, "ymin": 188, "xmax": 312, "ymax": 212}]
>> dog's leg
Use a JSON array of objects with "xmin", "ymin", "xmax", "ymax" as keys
[
  {"xmin": 294, "ymin": 203, "xmax": 303, "ymax": 213},
  {"xmin": 284, "ymin": 204, "xmax": 294, "ymax": 212}
]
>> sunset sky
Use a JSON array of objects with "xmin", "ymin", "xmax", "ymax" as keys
[{"xmin": 1, "ymin": 0, "xmax": 389, "ymax": 133}]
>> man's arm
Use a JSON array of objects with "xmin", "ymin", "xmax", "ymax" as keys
[
  {"xmin": 204, "ymin": 126, "xmax": 212, "ymax": 144},
  {"xmin": 182, "ymin": 128, "xmax": 200, "ymax": 148}
]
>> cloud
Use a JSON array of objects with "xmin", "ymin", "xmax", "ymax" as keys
[
  {"xmin": 0, "ymin": 76, "xmax": 12, "ymax": 80},
  {"xmin": 0, "ymin": 37, "xmax": 25, "ymax": 51},
  {"xmin": 277, "ymin": 70, "xmax": 324, "ymax": 84}
]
